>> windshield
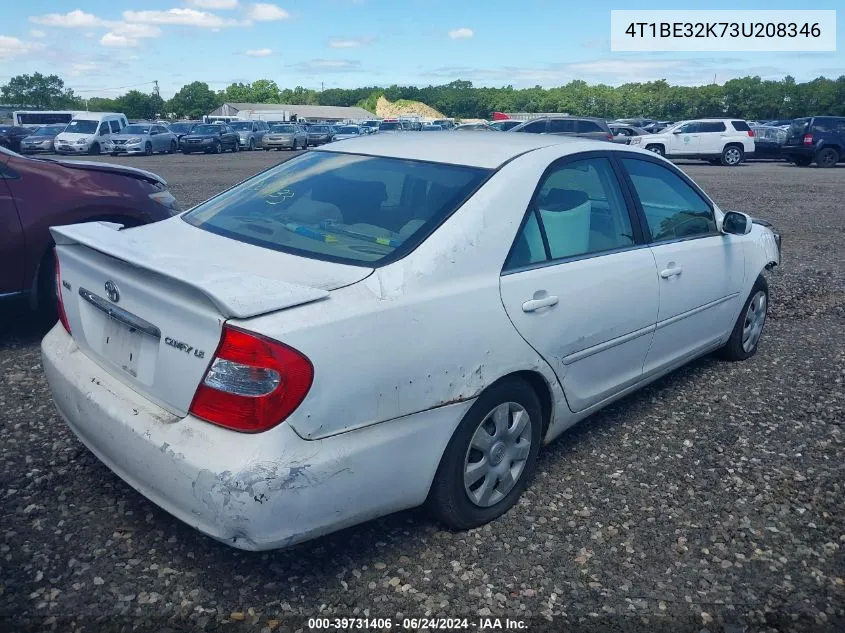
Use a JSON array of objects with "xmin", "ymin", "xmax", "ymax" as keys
[
  {"xmin": 183, "ymin": 151, "xmax": 490, "ymax": 266},
  {"xmin": 230, "ymin": 122, "xmax": 253, "ymax": 131},
  {"xmin": 336, "ymin": 126, "xmax": 359, "ymax": 134},
  {"xmin": 192, "ymin": 125, "xmax": 221, "ymax": 134},
  {"xmin": 64, "ymin": 120, "xmax": 98, "ymax": 134},
  {"xmin": 379, "ymin": 122, "xmax": 400, "ymax": 130},
  {"xmin": 169, "ymin": 123, "xmax": 195, "ymax": 133},
  {"xmin": 310, "ymin": 126, "xmax": 330, "ymax": 133},
  {"xmin": 122, "ymin": 125, "xmax": 151, "ymax": 134},
  {"xmin": 271, "ymin": 125, "xmax": 296, "ymax": 133},
  {"xmin": 33, "ymin": 125, "xmax": 67, "ymax": 135}
]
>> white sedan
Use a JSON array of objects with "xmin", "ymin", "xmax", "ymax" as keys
[{"xmin": 42, "ymin": 133, "xmax": 781, "ymax": 550}]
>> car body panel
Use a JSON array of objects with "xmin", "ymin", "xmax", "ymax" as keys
[
  {"xmin": 629, "ymin": 119, "xmax": 756, "ymax": 161},
  {"xmin": 180, "ymin": 125, "xmax": 240, "ymax": 153},
  {"xmin": 0, "ymin": 172, "xmax": 25, "ymax": 296},
  {"xmin": 107, "ymin": 125, "xmax": 177, "ymax": 155},
  {"xmin": 262, "ymin": 125, "xmax": 307, "ymax": 149}
]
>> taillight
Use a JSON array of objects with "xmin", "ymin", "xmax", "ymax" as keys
[
  {"xmin": 54, "ymin": 250, "xmax": 71, "ymax": 334},
  {"xmin": 803, "ymin": 134, "xmax": 814, "ymax": 146},
  {"xmin": 605, "ymin": 133, "xmax": 614, "ymax": 141},
  {"xmin": 747, "ymin": 130, "xmax": 755, "ymax": 137},
  {"xmin": 189, "ymin": 325, "xmax": 313, "ymax": 433}
]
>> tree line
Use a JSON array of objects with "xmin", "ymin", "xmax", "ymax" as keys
[{"xmin": 3, "ymin": 72, "xmax": 845, "ymax": 122}]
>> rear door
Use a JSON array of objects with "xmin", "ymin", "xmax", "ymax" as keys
[
  {"xmin": 499, "ymin": 152, "xmax": 658, "ymax": 412},
  {"xmin": 616, "ymin": 155, "xmax": 744, "ymax": 375},
  {"xmin": 697, "ymin": 121, "xmax": 727, "ymax": 154}
]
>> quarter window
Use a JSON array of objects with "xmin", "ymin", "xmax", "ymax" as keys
[
  {"xmin": 576, "ymin": 120, "xmax": 603, "ymax": 133},
  {"xmin": 621, "ymin": 158, "xmax": 717, "ymax": 242},
  {"xmin": 504, "ymin": 157, "xmax": 635, "ymax": 270}
]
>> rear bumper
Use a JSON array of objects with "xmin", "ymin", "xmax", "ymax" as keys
[
  {"xmin": 41, "ymin": 324, "xmax": 466, "ymax": 550},
  {"xmin": 782, "ymin": 146, "xmax": 813, "ymax": 158}
]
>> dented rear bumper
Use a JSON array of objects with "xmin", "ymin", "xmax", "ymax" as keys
[{"xmin": 41, "ymin": 324, "xmax": 465, "ymax": 550}]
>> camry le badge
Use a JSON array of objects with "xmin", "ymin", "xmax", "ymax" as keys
[{"xmin": 104, "ymin": 280, "xmax": 120, "ymax": 303}]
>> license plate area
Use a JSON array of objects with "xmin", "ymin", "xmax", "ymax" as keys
[{"xmin": 101, "ymin": 318, "xmax": 143, "ymax": 377}]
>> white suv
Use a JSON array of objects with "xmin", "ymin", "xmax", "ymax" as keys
[{"xmin": 628, "ymin": 119, "xmax": 755, "ymax": 166}]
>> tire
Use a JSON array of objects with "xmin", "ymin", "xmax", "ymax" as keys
[
  {"xmin": 718, "ymin": 276, "xmax": 769, "ymax": 361},
  {"xmin": 182, "ymin": 150, "xmax": 191, "ymax": 155},
  {"xmin": 144, "ymin": 142, "xmax": 152, "ymax": 156},
  {"xmin": 792, "ymin": 156, "xmax": 812, "ymax": 167},
  {"xmin": 36, "ymin": 250, "xmax": 59, "ymax": 322},
  {"xmin": 110, "ymin": 152, "xmax": 118, "ymax": 157},
  {"xmin": 292, "ymin": 139, "xmax": 298, "ymax": 150},
  {"xmin": 232, "ymin": 141, "xmax": 239, "ymax": 153},
  {"xmin": 169, "ymin": 140, "xmax": 177, "ymax": 154},
  {"xmin": 428, "ymin": 377, "xmax": 543, "ymax": 530},
  {"xmin": 248, "ymin": 138, "xmax": 255, "ymax": 151},
  {"xmin": 89, "ymin": 142, "xmax": 100, "ymax": 156},
  {"xmin": 645, "ymin": 144, "xmax": 664, "ymax": 156},
  {"xmin": 707, "ymin": 158, "xmax": 721, "ymax": 165},
  {"xmin": 721, "ymin": 145, "xmax": 744, "ymax": 166},
  {"xmin": 815, "ymin": 147, "xmax": 839, "ymax": 168},
  {"xmin": 213, "ymin": 141, "xmax": 222, "ymax": 154}
]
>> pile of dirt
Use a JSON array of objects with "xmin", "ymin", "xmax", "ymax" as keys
[{"xmin": 375, "ymin": 95, "xmax": 446, "ymax": 120}]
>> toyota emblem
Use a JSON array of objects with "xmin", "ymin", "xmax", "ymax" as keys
[{"xmin": 104, "ymin": 280, "xmax": 120, "ymax": 303}]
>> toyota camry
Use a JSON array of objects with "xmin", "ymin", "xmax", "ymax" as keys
[{"xmin": 41, "ymin": 133, "xmax": 781, "ymax": 550}]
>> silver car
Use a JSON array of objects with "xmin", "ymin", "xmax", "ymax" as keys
[
  {"xmin": 230, "ymin": 120, "xmax": 269, "ymax": 151},
  {"xmin": 332, "ymin": 125, "xmax": 365, "ymax": 141},
  {"xmin": 262, "ymin": 124, "xmax": 308, "ymax": 151},
  {"xmin": 107, "ymin": 124, "xmax": 177, "ymax": 156},
  {"xmin": 19, "ymin": 124, "xmax": 68, "ymax": 153}
]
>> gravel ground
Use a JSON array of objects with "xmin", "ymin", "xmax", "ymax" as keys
[{"xmin": 1, "ymin": 154, "xmax": 843, "ymax": 633}]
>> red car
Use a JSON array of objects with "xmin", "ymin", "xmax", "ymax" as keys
[{"xmin": 1, "ymin": 146, "xmax": 180, "ymax": 315}]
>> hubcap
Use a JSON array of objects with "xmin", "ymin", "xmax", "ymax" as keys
[
  {"xmin": 649, "ymin": 146, "xmax": 662, "ymax": 155},
  {"xmin": 725, "ymin": 148, "xmax": 741, "ymax": 164},
  {"xmin": 742, "ymin": 290, "xmax": 767, "ymax": 352},
  {"xmin": 463, "ymin": 402, "xmax": 532, "ymax": 508}
]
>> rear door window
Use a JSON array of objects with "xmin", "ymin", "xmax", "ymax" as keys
[
  {"xmin": 699, "ymin": 122, "xmax": 726, "ymax": 133},
  {"xmin": 109, "ymin": 120, "xmax": 121, "ymax": 133},
  {"xmin": 547, "ymin": 119, "xmax": 575, "ymax": 133}
]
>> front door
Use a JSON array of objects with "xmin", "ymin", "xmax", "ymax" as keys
[
  {"xmin": 617, "ymin": 156, "xmax": 744, "ymax": 375},
  {"xmin": 500, "ymin": 154, "xmax": 659, "ymax": 413},
  {"xmin": 667, "ymin": 122, "xmax": 701, "ymax": 156}
]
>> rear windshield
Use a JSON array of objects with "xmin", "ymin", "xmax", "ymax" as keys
[
  {"xmin": 789, "ymin": 118, "xmax": 810, "ymax": 136},
  {"xmin": 183, "ymin": 151, "xmax": 490, "ymax": 266},
  {"xmin": 731, "ymin": 120, "xmax": 751, "ymax": 131}
]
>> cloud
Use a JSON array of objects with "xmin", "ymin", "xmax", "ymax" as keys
[
  {"xmin": 328, "ymin": 37, "xmax": 372, "ymax": 48},
  {"xmin": 246, "ymin": 3, "xmax": 289, "ymax": 21},
  {"xmin": 100, "ymin": 22, "xmax": 162, "ymax": 48},
  {"xmin": 29, "ymin": 29, "xmax": 46, "ymax": 38},
  {"xmin": 30, "ymin": 10, "xmax": 109, "ymax": 28},
  {"xmin": 287, "ymin": 58, "xmax": 362, "ymax": 73},
  {"xmin": 244, "ymin": 47, "xmax": 273, "ymax": 56},
  {"xmin": 448, "ymin": 27, "xmax": 473, "ymax": 40},
  {"xmin": 185, "ymin": 0, "xmax": 240, "ymax": 8},
  {"xmin": 0, "ymin": 35, "xmax": 42, "ymax": 60},
  {"xmin": 123, "ymin": 8, "xmax": 241, "ymax": 28}
]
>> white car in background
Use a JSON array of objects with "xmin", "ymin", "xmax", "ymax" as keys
[
  {"xmin": 42, "ymin": 134, "xmax": 780, "ymax": 550},
  {"xmin": 628, "ymin": 118, "xmax": 756, "ymax": 166}
]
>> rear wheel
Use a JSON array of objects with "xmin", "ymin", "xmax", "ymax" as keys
[
  {"xmin": 428, "ymin": 378, "xmax": 542, "ymax": 530},
  {"xmin": 232, "ymin": 141, "xmax": 239, "ymax": 153},
  {"xmin": 721, "ymin": 145, "xmax": 744, "ymax": 166},
  {"xmin": 645, "ymin": 144, "xmax": 664, "ymax": 156},
  {"xmin": 718, "ymin": 276, "xmax": 769, "ymax": 361},
  {"xmin": 248, "ymin": 138, "xmax": 255, "ymax": 151},
  {"xmin": 169, "ymin": 140, "xmax": 177, "ymax": 154},
  {"xmin": 815, "ymin": 147, "xmax": 839, "ymax": 168}
]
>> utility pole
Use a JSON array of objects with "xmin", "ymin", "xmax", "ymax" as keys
[
  {"xmin": 153, "ymin": 80, "xmax": 160, "ymax": 96},
  {"xmin": 321, "ymin": 82, "xmax": 324, "ymax": 92}
]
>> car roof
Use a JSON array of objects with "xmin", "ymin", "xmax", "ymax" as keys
[{"xmin": 316, "ymin": 132, "xmax": 600, "ymax": 168}]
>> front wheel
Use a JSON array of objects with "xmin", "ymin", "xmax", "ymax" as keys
[
  {"xmin": 428, "ymin": 378, "xmax": 542, "ymax": 530},
  {"xmin": 89, "ymin": 142, "xmax": 101, "ymax": 156},
  {"xmin": 232, "ymin": 141, "xmax": 239, "ymax": 153},
  {"xmin": 718, "ymin": 276, "xmax": 769, "ymax": 361},
  {"xmin": 721, "ymin": 145, "xmax": 744, "ymax": 166},
  {"xmin": 645, "ymin": 144, "xmax": 664, "ymax": 156},
  {"xmin": 168, "ymin": 140, "xmax": 177, "ymax": 154},
  {"xmin": 213, "ymin": 141, "xmax": 222, "ymax": 154},
  {"xmin": 815, "ymin": 147, "xmax": 839, "ymax": 168},
  {"xmin": 248, "ymin": 138, "xmax": 255, "ymax": 151},
  {"xmin": 144, "ymin": 142, "xmax": 153, "ymax": 156}
]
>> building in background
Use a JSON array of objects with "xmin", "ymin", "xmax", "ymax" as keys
[{"xmin": 206, "ymin": 102, "xmax": 374, "ymax": 123}]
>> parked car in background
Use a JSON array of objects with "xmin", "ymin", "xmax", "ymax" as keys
[
  {"xmin": 179, "ymin": 124, "xmax": 240, "ymax": 154},
  {"xmin": 628, "ymin": 119, "xmax": 755, "ymax": 166},
  {"xmin": 106, "ymin": 123, "xmax": 178, "ymax": 156},
  {"xmin": 641, "ymin": 121, "xmax": 673, "ymax": 133},
  {"xmin": 360, "ymin": 120, "xmax": 381, "ymax": 133},
  {"xmin": 421, "ymin": 125, "xmax": 443, "ymax": 131},
  {"xmin": 378, "ymin": 120, "xmax": 403, "ymax": 132},
  {"xmin": 0, "ymin": 126, "xmax": 34, "ymax": 152},
  {"xmin": 488, "ymin": 120, "xmax": 523, "ymax": 131},
  {"xmin": 509, "ymin": 116, "xmax": 614, "ymax": 142},
  {"xmin": 19, "ymin": 124, "xmax": 67, "ymax": 154},
  {"xmin": 306, "ymin": 125, "xmax": 335, "ymax": 145},
  {"xmin": 760, "ymin": 119, "xmax": 793, "ymax": 128},
  {"xmin": 54, "ymin": 113, "xmax": 128, "ymax": 155},
  {"xmin": 0, "ymin": 145, "xmax": 179, "ymax": 316},
  {"xmin": 39, "ymin": 133, "xmax": 780, "ymax": 551},
  {"xmin": 167, "ymin": 121, "xmax": 200, "ymax": 141},
  {"xmin": 229, "ymin": 120, "xmax": 269, "ymax": 151},
  {"xmin": 781, "ymin": 116, "xmax": 845, "ymax": 168},
  {"xmin": 263, "ymin": 124, "xmax": 307, "ymax": 151},
  {"xmin": 432, "ymin": 119, "xmax": 456, "ymax": 129},
  {"xmin": 332, "ymin": 125, "xmax": 365, "ymax": 141},
  {"xmin": 609, "ymin": 124, "xmax": 651, "ymax": 145},
  {"xmin": 455, "ymin": 122, "xmax": 496, "ymax": 131},
  {"xmin": 750, "ymin": 125, "xmax": 788, "ymax": 159}
]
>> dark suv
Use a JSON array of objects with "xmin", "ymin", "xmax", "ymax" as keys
[
  {"xmin": 782, "ymin": 116, "xmax": 845, "ymax": 168},
  {"xmin": 508, "ymin": 116, "xmax": 614, "ymax": 142}
]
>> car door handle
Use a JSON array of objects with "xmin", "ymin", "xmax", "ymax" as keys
[
  {"xmin": 522, "ymin": 295, "xmax": 559, "ymax": 312},
  {"xmin": 660, "ymin": 266, "xmax": 683, "ymax": 279}
]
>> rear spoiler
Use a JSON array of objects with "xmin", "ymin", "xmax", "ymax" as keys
[{"xmin": 51, "ymin": 222, "xmax": 329, "ymax": 319}]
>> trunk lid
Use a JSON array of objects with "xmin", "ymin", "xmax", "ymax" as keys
[{"xmin": 52, "ymin": 218, "xmax": 372, "ymax": 416}]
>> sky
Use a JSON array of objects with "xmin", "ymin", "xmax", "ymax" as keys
[{"xmin": 0, "ymin": 0, "xmax": 842, "ymax": 99}]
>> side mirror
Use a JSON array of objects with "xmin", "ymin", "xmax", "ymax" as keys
[{"xmin": 722, "ymin": 211, "xmax": 752, "ymax": 236}]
